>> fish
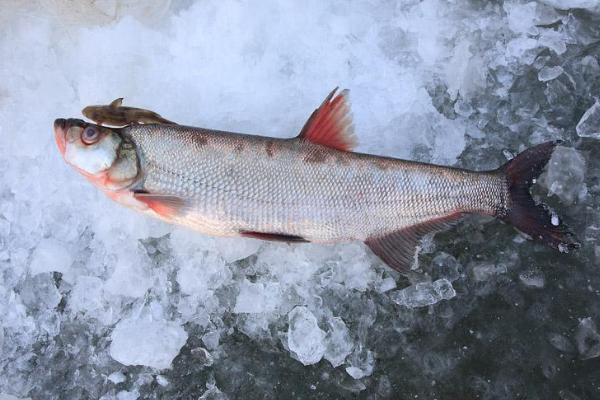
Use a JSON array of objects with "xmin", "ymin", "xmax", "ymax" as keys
[
  {"xmin": 82, "ymin": 97, "xmax": 176, "ymax": 127},
  {"xmin": 54, "ymin": 88, "xmax": 579, "ymax": 272}
]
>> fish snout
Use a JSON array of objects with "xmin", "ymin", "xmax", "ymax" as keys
[{"xmin": 53, "ymin": 118, "xmax": 67, "ymax": 155}]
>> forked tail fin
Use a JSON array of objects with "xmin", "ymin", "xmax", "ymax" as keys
[{"xmin": 499, "ymin": 140, "xmax": 579, "ymax": 251}]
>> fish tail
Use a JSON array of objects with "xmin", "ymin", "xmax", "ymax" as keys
[{"xmin": 498, "ymin": 140, "xmax": 579, "ymax": 251}]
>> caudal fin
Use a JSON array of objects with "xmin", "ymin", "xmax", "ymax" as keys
[{"xmin": 500, "ymin": 140, "xmax": 579, "ymax": 252}]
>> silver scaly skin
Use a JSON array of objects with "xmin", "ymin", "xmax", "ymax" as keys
[{"xmin": 126, "ymin": 125, "xmax": 508, "ymax": 242}]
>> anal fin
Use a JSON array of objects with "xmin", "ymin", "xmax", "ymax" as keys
[{"xmin": 365, "ymin": 214, "xmax": 463, "ymax": 273}]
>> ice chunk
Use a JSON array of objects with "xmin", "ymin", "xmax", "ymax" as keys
[
  {"xmin": 0, "ymin": 395, "xmax": 32, "ymax": 400},
  {"xmin": 156, "ymin": 375, "xmax": 169, "ymax": 387},
  {"xmin": 28, "ymin": 238, "xmax": 73, "ymax": 280},
  {"xmin": 109, "ymin": 308, "xmax": 188, "ymax": 369},
  {"xmin": 376, "ymin": 277, "xmax": 397, "ymax": 293},
  {"xmin": 519, "ymin": 270, "xmax": 545, "ymax": 288},
  {"xmin": 541, "ymin": 0, "xmax": 600, "ymax": 12},
  {"xmin": 103, "ymin": 250, "xmax": 153, "ymax": 298},
  {"xmin": 324, "ymin": 317, "xmax": 353, "ymax": 368},
  {"xmin": 345, "ymin": 347, "xmax": 375, "ymax": 379},
  {"xmin": 202, "ymin": 330, "xmax": 220, "ymax": 350},
  {"xmin": 199, "ymin": 382, "xmax": 228, "ymax": 400},
  {"xmin": 548, "ymin": 333, "xmax": 575, "ymax": 353},
  {"xmin": 191, "ymin": 347, "xmax": 214, "ymax": 366},
  {"xmin": 18, "ymin": 273, "xmax": 61, "ymax": 311},
  {"xmin": 116, "ymin": 390, "xmax": 139, "ymax": 400},
  {"xmin": 538, "ymin": 66, "xmax": 563, "ymax": 82},
  {"xmin": 390, "ymin": 279, "xmax": 456, "ymax": 308},
  {"xmin": 575, "ymin": 317, "xmax": 600, "ymax": 360},
  {"xmin": 176, "ymin": 252, "xmax": 231, "ymax": 298},
  {"xmin": 471, "ymin": 263, "xmax": 507, "ymax": 281},
  {"xmin": 287, "ymin": 306, "xmax": 326, "ymax": 365},
  {"xmin": 233, "ymin": 279, "xmax": 281, "ymax": 314},
  {"xmin": 108, "ymin": 371, "xmax": 126, "ymax": 384},
  {"xmin": 576, "ymin": 101, "xmax": 600, "ymax": 139},
  {"xmin": 543, "ymin": 147, "xmax": 587, "ymax": 204}
]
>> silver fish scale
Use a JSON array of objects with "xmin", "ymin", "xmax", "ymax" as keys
[{"xmin": 126, "ymin": 125, "xmax": 508, "ymax": 242}]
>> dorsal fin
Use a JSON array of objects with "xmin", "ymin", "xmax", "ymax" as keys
[
  {"xmin": 297, "ymin": 88, "xmax": 357, "ymax": 152},
  {"xmin": 109, "ymin": 98, "xmax": 124, "ymax": 108},
  {"xmin": 365, "ymin": 214, "xmax": 463, "ymax": 273}
]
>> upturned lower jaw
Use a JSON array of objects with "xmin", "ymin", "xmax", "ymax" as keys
[{"xmin": 53, "ymin": 119, "xmax": 67, "ymax": 155}]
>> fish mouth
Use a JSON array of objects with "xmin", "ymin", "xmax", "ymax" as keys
[{"xmin": 54, "ymin": 118, "xmax": 67, "ymax": 155}]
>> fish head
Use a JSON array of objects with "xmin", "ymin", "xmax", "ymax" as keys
[{"xmin": 54, "ymin": 118, "xmax": 139, "ymax": 191}]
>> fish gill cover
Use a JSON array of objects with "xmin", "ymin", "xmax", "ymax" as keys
[{"xmin": 0, "ymin": 0, "xmax": 599, "ymax": 399}]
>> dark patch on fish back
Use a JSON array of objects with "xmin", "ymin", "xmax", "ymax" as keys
[
  {"xmin": 304, "ymin": 148, "xmax": 329, "ymax": 163},
  {"xmin": 234, "ymin": 143, "xmax": 245, "ymax": 153},
  {"xmin": 240, "ymin": 230, "xmax": 309, "ymax": 243},
  {"xmin": 265, "ymin": 140, "xmax": 275, "ymax": 157}
]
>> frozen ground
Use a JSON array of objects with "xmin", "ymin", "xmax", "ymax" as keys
[{"xmin": 0, "ymin": 0, "xmax": 599, "ymax": 399}]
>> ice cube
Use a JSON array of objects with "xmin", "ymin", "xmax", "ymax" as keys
[
  {"xmin": 471, "ymin": 263, "xmax": 507, "ymax": 281},
  {"xmin": 108, "ymin": 371, "xmax": 126, "ymax": 384},
  {"xmin": 543, "ymin": 146, "xmax": 587, "ymax": 205},
  {"xmin": 109, "ymin": 307, "xmax": 188, "ymax": 369},
  {"xmin": 576, "ymin": 101, "xmax": 600, "ymax": 139},
  {"xmin": 28, "ymin": 238, "xmax": 73, "ymax": 280},
  {"xmin": 538, "ymin": 66, "xmax": 563, "ymax": 82},
  {"xmin": 345, "ymin": 347, "xmax": 375, "ymax": 379},
  {"xmin": 519, "ymin": 270, "xmax": 545, "ymax": 288},
  {"xmin": 287, "ymin": 306, "xmax": 326, "ymax": 365},
  {"xmin": 390, "ymin": 278, "xmax": 456, "ymax": 308},
  {"xmin": 324, "ymin": 317, "xmax": 353, "ymax": 368},
  {"xmin": 233, "ymin": 279, "xmax": 281, "ymax": 314}
]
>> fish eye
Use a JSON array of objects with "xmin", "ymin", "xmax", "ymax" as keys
[{"xmin": 81, "ymin": 126, "xmax": 100, "ymax": 145}]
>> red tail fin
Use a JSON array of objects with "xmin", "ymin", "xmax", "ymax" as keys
[{"xmin": 500, "ymin": 141, "xmax": 579, "ymax": 252}]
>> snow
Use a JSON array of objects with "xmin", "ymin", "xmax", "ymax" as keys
[{"xmin": 0, "ymin": 0, "xmax": 598, "ymax": 398}]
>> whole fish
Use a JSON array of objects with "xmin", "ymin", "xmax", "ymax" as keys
[
  {"xmin": 54, "ymin": 89, "xmax": 578, "ymax": 272},
  {"xmin": 82, "ymin": 97, "xmax": 176, "ymax": 127}
]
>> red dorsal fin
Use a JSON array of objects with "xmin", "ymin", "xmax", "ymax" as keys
[{"xmin": 297, "ymin": 88, "xmax": 357, "ymax": 152}]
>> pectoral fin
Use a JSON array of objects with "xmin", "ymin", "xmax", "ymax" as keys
[
  {"xmin": 133, "ymin": 192, "xmax": 191, "ymax": 219},
  {"xmin": 365, "ymin": 214, "xmax": 463, "ymax": 272}
]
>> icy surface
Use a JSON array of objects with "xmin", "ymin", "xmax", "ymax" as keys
[{"xmin": 0, "ymin": 0, "xmax": 599, "ymax": 399}]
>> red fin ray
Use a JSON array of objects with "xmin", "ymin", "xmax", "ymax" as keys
[{"xmin": 298, "ymin": 88, "xmax": 357, "ymax": 152}]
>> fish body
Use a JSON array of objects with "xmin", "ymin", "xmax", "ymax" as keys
[
  {"xmin": 82, "ymin": 98, "xmax": 176, "ymax": 127},
  {"xmin": 55, "ymin": 89, "xmax": 578, "ymax": 271}
]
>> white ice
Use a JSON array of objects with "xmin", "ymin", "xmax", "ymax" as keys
[
  {"xmin": 576, "ymin": 101, "xmax": 600, "ymax": 139},
  {"xmin": 109, "ymin": 303, "xmax": 188, "ymax": 370}
]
